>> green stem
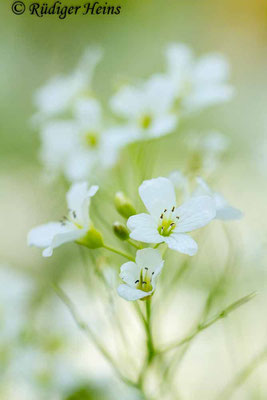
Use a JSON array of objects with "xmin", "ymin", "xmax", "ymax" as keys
[
  {"xmin": 145, "ymin": 298, "xmax": 154, "ymax": 362},
  {"xmin": 158, "ymin": 292, "xmax": 256, "ymax": 355},
  {"xmin": 127, "ymin": 239, "xmax": 142, "ymax": 249},
  {"xmin": 103, "ymin": 244, "xmax": 135, "ymax": 261}
]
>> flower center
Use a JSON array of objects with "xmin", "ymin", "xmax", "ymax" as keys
[
  {"xmin": 135, "ymin": 268, "xmax": 154, "ymax": 293},
  {"xmin": 84, "ymin": 132, "xmax": 99, "ymax": 148},
  {"xmin": 140, "ymin": 114, "xmax": 152, "ymax": 130},
  {"xmin": 60, "ymin": 210, "xmax": 83, "ymax": 229},
  {"xmin": 158, "ymin": 206, "xmax": 179, "ymax": 236}
]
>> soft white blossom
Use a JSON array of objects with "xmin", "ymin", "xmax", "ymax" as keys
[
  {"xmin": 118, "ymin": 248, "xmax": 164, "ymax": 301},
  {"xmin": 39, "ymin": 99, "xmax": 126, "ymax": 181},
  {"xmin": 164, "ymin": 43, "xmax": 234, "ymax": 114},
  {"xmin": 193, "ymin": 177, "xmax": 243, "ymax": 220},
  {"xmin": 27, "ymin": 182, "xmax": 98, "ymax": 257},
  {"xmin": 33, "ymin": 47, "xmax": 102, "ymax": 122},
  {"xmin": 110, "ymin": 75, "xmax": 178, "ymax": 141},
  {"xmin": 127, "ymin": 177, "xmax": 216, "ymax": 256}
]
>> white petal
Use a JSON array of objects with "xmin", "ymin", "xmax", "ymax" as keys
[
  {"xmin": 216, "ymin": 206, "xmax": 243, "ymax": 221},
  {"xmin": 46, "ymin": 227, "xmax": 87, "ymax": 257},
  {"xmin": 149, "ymin": 115, "xmax": 178, "ymax": 138},
  {"xmin": 117, "ymin": 284, "xmax": 151, "ymax": 301},
  {"xmin": 194, "ymin": 54, "xmax": 230, "ymax": 83},
  {"xmin": 165, "ymin": 43, "xmax": 193, "ymax": 76},
  {"xmin": 139, "ymin": 177, "xmax": 176, "ymax": 218},
  {"xmin": 67, "ymin": 182, "xmax": 98, "ymax": 225},
  {"xmin": 127, "ymin": 214, "xmax": 162, "ymax": 243},
  {"xmin": 119, "ymin": 262, "xmax": 139, "ymax": 286},
  {"xmin": 135, "ymin": 248, "xmax": 164, "ymax": 276},
  {"xmin": 110, "ymin": 86, "xmax": 143, "ymax": 119},
  {"xmin": 185, "ymin": 84, "xmax": 234, "ymax": 112},
  {"xmin": 27, "ymin": 222, "xmax": 65, "ymax": 248},
  {"xmin": 74, "ymin": 98, "xmax": 102, "ymax": 130},
  {"xmin": 164, "ymin": 233, "xmax": 198, "ymax": 256},
  {"xmin": 193, "ymin": 177, "xmax": 213, "ymax": 197},
  {"xmin": 174, "ymin": 196, "xmax": 216, "ymax": 233}
]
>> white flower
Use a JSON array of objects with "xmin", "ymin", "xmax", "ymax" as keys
[
  {"xmin": 117, "ymin": 248, "xmax": 164, "ymax": 301},
  {"xmin": 193, "ymin": 177, "xmax": 243, "ymax": 221},
  {"xmin": 110, "ymin": 75, "xmax": 178, "ymax": 141},
  {"xmin": 127, "ymin": 177, "xmax": 216, "ymax": 256},
  {"xmin": 33, "ymin": 47, "xmax": 102, "ymax": 122},
  {"xmin": 39, "ymin": 99, "xmax": 126, "ymax": 181},
  {"xmin": 27, "ymin": 182, "xmax": 98, "ymax": 257},
  {"xmin": 165, "ymin": 43, "xmax": 234, "ymax": 114}
]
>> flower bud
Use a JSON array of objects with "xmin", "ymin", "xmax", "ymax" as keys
[
  {"xmin": 76, "ymin": 226, "xmax": 104, "ymax": 249},
  {"xmin": 114, "ymin": 192, "xmax": 136, "ymax": 219},
  {"xmin": 113, "ymin": 222, "xmax": 129, "ymax": 241}
]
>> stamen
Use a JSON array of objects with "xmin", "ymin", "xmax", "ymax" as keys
[
  {"xmin": 152, "ymin": 272, "xmax": 154, "ymax": 275},
  {"xmin": 142, "ymin": 281, "xmax": 147, "ymax": 284},
  {"xmin": 135, "ymin": 280, "xmax": 139, "ymax": 284},
  {"xmin": 172, "ymin": 206, "xmax": 175, "ymax": 212},
  {"xmin": 176, "ymin": 216, "xmax": 180, "ymax": 219},
  {"xmin": 164, "ymin": 209, "xmax": 167, "ymax": 213},
  {"xmin": 73, "ymin": 211, "xmax": 77, "ymax": 219},
  {"xmin": 160, "ymin": 213, "xmax": 163, "ymax": 219},
  {"xmin": 144, "ymin": 267, "xmax": 148, "ymax": 270},
  {"xmin": 170, "ymin": 222, "xmax": 175, "ymax": 227}
]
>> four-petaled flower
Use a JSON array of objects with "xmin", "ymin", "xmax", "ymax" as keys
[
  {"xmin": 193, "ymin": 177, "xmax": 243, "ymax": 221},
  {"xmin": 33, "ymin": 47, "xmax": 102, "ymax": 123},
  {"xmin": 127, "ymin": 177, "xmax": 216, "ymax": 256},
  {"xmin": 110, "ymin": 75, "xmax": 178, "ymax": 141},
  {"xmin": 118, "ymin": 248, "xmax": 164, "ymax": 301},
  {"xmin": 27, "ymin": 182, "xmax": 99, "ymax": 257},
  {"xmin": 164, "ymin": 43, "xmax": 234, "ymax": 114}
]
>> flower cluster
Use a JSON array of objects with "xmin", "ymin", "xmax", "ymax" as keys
[
  {"xmin": 27, "ymin": 42, "xmax": 245, "ymax": 400},
  {"xmin": 34, "ymin": 44, "xmax": 233, "ymax": 182},
  {"xmin": 28, "ymin": 176, "xmax": 242, "ymax": 301}
]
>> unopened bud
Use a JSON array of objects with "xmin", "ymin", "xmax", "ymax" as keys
[
  {"xmin": 113, "ymin": 222, "xmax": 129, "ymax": 241},
  {"xmin": 76, "ymin": 226, "xmax": 104, "ymax": 249},
  {"xmin": 114, "ymin": 192, "xmax": 136, "ymax": 219}
]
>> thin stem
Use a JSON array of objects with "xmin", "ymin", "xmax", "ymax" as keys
[
  {"xmin": 145, "ymin": 298, "xmax": 155, "ymax": 362},
  {"xmin": 153, "ymin": 243, "xmax": 161, "ymax": 249},
  {"xmin": 158, "ymin": 292, "xmax": 256, "ymax": 355},
  {"xmin": 127, "ymin": 239, "xmax": 142, "ymax": 249},
  {"xmin": 52, "ymin": 283, "xmax": 139, "ymax": 389},
  {"xmin": 103, "ymin": 244, "xmax": 135, "ymax": 261},
  {"xmin": 216, "ymin": 346, "xmax": 267, "ymax": 400}
]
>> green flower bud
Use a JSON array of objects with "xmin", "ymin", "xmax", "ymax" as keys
[
  {"xmin": 76, "ymin": 226, "xmax": 104, "ymax": 249},
  {"xmin": 113, "ymin": 222, "xmax": 129, "ymax": 241},
  {"xmin": 114, "ymin": 192, "xmax": 136, "ymax": 219}
]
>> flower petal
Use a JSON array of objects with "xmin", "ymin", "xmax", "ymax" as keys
[
  {"xmin": 44, "ymin": 227, "xmax": 87, "ymax": 257},
  {"xmin": 139, "ymin": 177, "xmax": 176, "ymax": 218},
  {"xmin": 117, "ymin": 284, "xmax": 151, "ymax": 301},
  {"xmin": 127, "ymin": 214, "xmax": 162, "ymax": 243},
  {"xmin": 135, "ymin": 248, "xmax": 164, "ymax": 277},
  {"xmin": 27, "ymin": 222, "xmax": 65, "ymax": 248},
  {"xmin": 216, "ymin": 206, "xmax": 243, "ymax": 221},
  {"xmin": 174, "ymin": 196, "xmax": 216, "ymax": 233},
  {"xmin": 67, "ymin": 182, "xmax": 98, "ymax": 225},
  {"xmin": 164, "ymin": 233, "xmax": 198, "ymax": 256},
  {"xmin": 119, "ymin": 261, "xmax": 139, "ymax": 287}
]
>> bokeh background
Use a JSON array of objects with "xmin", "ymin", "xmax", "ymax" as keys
[{"xmin": 0, "ymin": 0, "xmax": 267, "ymax": 399}]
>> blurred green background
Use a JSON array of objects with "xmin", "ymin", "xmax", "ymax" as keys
[{"xmin": 0, "ymin": 0, "xmax": 267, "ymax": 399}]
